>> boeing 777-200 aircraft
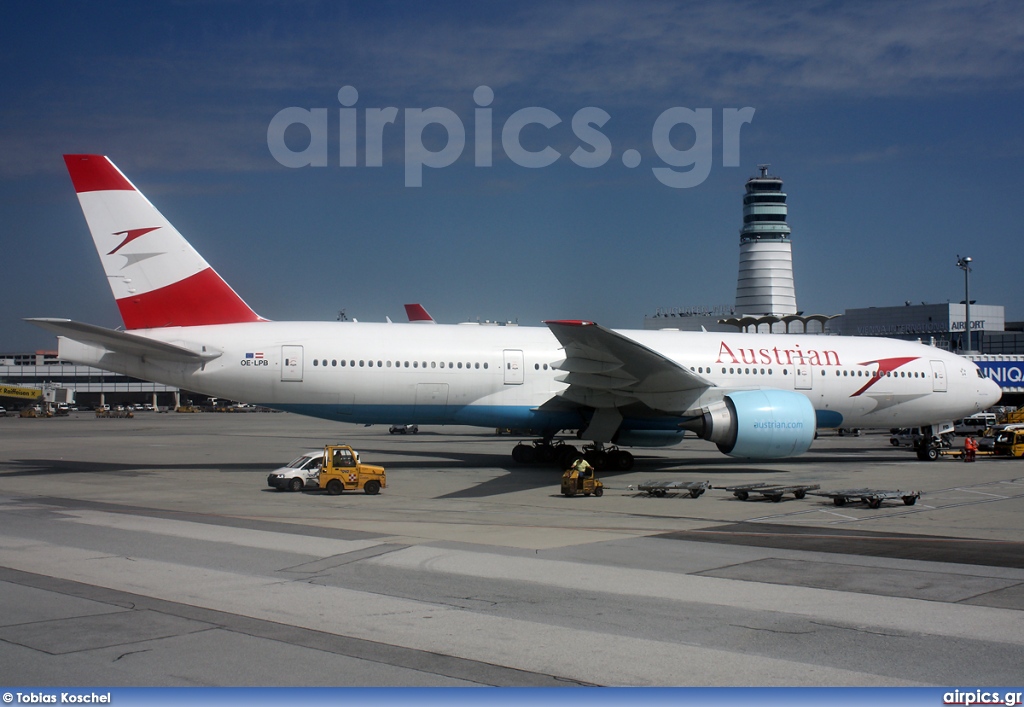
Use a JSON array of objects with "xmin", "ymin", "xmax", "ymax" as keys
[{"xmin": 28, "ymin": 155, "xmax": 1001, "ymax": 469}]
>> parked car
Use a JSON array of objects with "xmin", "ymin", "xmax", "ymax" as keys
[
  {"xmin": 954, "ymin": 413, "xmax": 997, "ymax": 436},
  {"xmin": 266, "ymin": 451, "xmax": 324, "ymax": 492},
  {"xmin": 389, "ymin": 424, "xmax": 419, "ymax": 434},
  {"xmin": 889, "ymin": 428, "xmax": 923, "ymax": 447}
]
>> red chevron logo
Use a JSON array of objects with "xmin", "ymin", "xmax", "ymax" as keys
[
  {"xmin": 851, "ymin": 356, "xmax": 920, "ymax": 397},
  {"xmin": 108, "ymin": 227, "xmax": 160, "ymax": 255}
]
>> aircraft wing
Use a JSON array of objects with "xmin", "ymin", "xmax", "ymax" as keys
[
  {"xmin": 25, "ymin": 318, "xmax": 221, "ymax": 362},
  {"xmin": 544, "ymin": 320, "xmax": 713, "ymax": 412}
]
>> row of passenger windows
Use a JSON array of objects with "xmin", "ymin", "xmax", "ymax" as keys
[
  {"xmin": 694, "ymin": 366, "xmax": 781, "ymax": 376},
  {"xmin": 312, "ymin": 359, "xmax": 489, "ymax": 370},
  {"xmin": 690, "ymin": 365, "xmax": 926, "ymax": 378},
  {"xmin": 310, "ymin": 359, "xmax": 925, "ymax": 379}
]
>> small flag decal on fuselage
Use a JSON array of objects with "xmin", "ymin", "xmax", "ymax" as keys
[{"xmin": 245, "ymin": 352, "xmax": 264, "ymax": 359}]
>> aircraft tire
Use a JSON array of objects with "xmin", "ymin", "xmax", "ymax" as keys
[
  {"xmin": 585, "ymin": 450, "xmax": 608, "ymax": 471},
  {"xmin": 512, "ymin": 444, "xmax": 535, "ymax": 464},
  {"xmin": 609, "ymin": 450, "xmax": 634, "ymax": 471}
]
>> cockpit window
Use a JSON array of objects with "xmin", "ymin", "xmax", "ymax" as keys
[{"xmin": 977, "ymin": 369, "xmax": 986, "ymax": 379}]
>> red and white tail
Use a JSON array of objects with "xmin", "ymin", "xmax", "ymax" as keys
[{"xmin": 63, "ymin": 155, "xmax": 264, "ymax": 330}]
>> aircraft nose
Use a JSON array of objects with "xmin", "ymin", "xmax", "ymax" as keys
[{"xmin": 983, "ymin": 378, "xmax": 1003, "ymax": 407}]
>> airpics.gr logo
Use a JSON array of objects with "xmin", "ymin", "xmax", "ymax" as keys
[
  {"xmin": 267, "ymin": 86, "xmax": 755, "ymax": 188},
  {"xmin": 943, "ymin": 689, "xmax": 1023, "ymax": 706}
]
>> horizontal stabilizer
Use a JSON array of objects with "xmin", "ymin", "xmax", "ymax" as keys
[{"xmin": 24, "ymin": 318, "xmax": 220, "ymax": 362}]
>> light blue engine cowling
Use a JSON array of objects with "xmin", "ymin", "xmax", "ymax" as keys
[{"xmin": 701, "ymin": 389, "xmax": 817, "ymax": 459}]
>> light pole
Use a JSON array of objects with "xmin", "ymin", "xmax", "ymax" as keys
[{"xmin": 956, "ymin": 255, "xmax": 972, "ymax": 352}]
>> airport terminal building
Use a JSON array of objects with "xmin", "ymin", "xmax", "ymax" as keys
[{"xmin": 1, "ymin": 351, "xmax": 182, "ymax": 410}]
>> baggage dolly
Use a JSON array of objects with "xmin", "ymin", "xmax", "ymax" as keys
[
  {"xmin": 811, "ymin": 488, "xmax": 921, "ymax": 509},
  {"xmin": 637, "ymin": 480, "xmax": 710, "ymax": 498},
  {"xmin": 718, "ymin": 482, "xmax": 820, "ymax": 502}
]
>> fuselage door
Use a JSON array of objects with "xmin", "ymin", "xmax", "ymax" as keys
[
  {"xmin": 282, "ymin": 345, "xmax": 303, "ymax": 382},
  {"xmin": 503, "ymin": 349, "xmax": 524, "ymax": 385},
  {"xmin": 930, "ymin": 360, "xmax": 947, "ymax": 392},
  {"xmin": 794, "ymin": 365, "xmax": 813, "ymax": 390}
]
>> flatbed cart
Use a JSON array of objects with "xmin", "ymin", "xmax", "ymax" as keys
[
  {"xmin": 637, "ymin": 480, "xmax": 711, "ymax": 498},
  {"xmin": 811, "ymin": 488, "xmax": 921, "ymax": 509},
  {"xmin": 922, "ymin": 448, "xmax": 998, "ymax": 461},
  {"xmin": 718, "ymin": 482, "xmax": 821, "ymax": 502}
]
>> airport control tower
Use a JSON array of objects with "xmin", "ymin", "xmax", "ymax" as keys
[{"xmin": 734, "ymin": 165, "xmax": 797, "ymax": 316}]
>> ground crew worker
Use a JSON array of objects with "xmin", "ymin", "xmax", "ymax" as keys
[
  {"xmin": 964, "ymin": 436, "xmax": 978, "ymax": 463},
  {"xmin": 569, "ymin": 457, "xmax": 593, "ymax": 477}
]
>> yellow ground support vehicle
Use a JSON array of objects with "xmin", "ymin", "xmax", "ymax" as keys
[
  {"xmin": 319, "ymin": 444, "xmax": 386, "ymax": 495},
  {"xmin": 1002, "ymin": 410, "xmax": 1024, "ymax": 425},
  {"xmin": 994, "ymin": 426, "xmax": 1024, "ymax": 458},
  {"xmin": 561, "ymin": 461, "xmax": 604, "ymax": 497}
]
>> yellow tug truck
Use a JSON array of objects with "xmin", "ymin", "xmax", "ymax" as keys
[{"xmin": 319, "ymin": 445, "xmax": 386, "ymax": 495}]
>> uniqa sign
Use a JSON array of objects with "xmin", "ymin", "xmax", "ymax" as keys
[{"xmin": 975, "ymin": 361, "xmax": 1024, "ymax": 387}]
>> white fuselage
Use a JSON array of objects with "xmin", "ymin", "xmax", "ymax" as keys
[{"xmin": 59, "ymin": 321, "xmax": 1001, "ymax": 437}]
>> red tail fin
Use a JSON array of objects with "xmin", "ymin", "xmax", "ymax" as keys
[{"xmin": 64, "ymin": 155, "xmax": 264, "ymax": 329}]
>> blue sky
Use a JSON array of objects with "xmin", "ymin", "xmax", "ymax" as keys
[{"xmin": 2, "ymin": 1, "xmax": 1022, "ymax": 351}]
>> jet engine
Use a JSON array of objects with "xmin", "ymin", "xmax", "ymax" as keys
[{"xmin": 698, "ymin": 390, "xmax": 816, "ymax": 459}]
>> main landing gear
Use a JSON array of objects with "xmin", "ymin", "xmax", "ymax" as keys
[{"xmin": 511, "ymin": 440, "xmax": 634, "ymax": 471}]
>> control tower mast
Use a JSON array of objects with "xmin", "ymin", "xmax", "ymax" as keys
[{"xmin": 735, "ymin": 165, "xmax": 797, "ymax": 316}]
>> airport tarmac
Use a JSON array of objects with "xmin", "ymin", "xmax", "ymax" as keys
[{"xmin": 1, "ymin": 411, "xmax": 1023, "ymax": 687}]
